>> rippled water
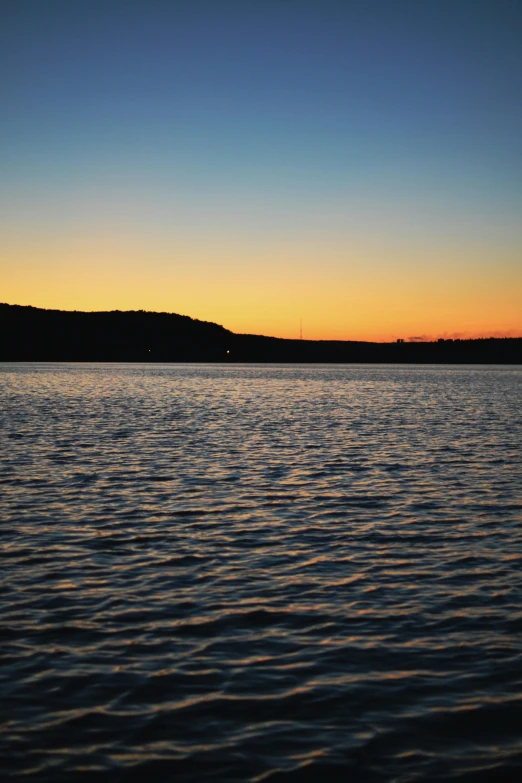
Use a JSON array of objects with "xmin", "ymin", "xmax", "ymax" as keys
[{"xmin": 1, "ymin": 363, "xmax": 522, "ymax": 782}]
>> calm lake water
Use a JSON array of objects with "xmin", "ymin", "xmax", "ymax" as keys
[{"xmin": 1, "ymin": 363, "xmax": 522, "ymax": 782}]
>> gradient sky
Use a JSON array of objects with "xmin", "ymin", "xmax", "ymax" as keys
[{"xmin": 1, "ymin": 0, "xmax": 521, "ymax": 341}]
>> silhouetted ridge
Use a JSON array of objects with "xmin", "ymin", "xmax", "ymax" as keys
[
  {"xmin": 1, "ymin": 303, "xmax": 521, "ymax": 363},
  {"xmin": 0, "ymin": 304, "xmax": 231, "ymax": 362}
]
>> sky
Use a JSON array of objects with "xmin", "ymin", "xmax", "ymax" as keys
[{"xmin": 1, "ymin": 0, "xmax": 521, "ymax": 341}]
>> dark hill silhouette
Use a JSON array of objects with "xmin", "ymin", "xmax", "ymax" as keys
[{"xmin": 1, "ymin": 303, "xmax": 521, "ymax": 364}]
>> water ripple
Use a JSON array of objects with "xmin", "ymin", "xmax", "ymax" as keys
[{"xmin": 1, "ymin": 363, "xmax": 521, "ymax": 781}]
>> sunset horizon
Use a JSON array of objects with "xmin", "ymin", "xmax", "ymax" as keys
[
  {"xmin": 2, "ymin": 1, "xmax": 521, "ymax": 344},
  {"xmin": 2, "ymin": 298, "xmax": 522, "ymax": 344}
]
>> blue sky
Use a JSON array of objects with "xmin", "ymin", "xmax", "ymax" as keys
[{"xmin": 1, "ymin": 0, "xmax": 521, "ymax": 339}]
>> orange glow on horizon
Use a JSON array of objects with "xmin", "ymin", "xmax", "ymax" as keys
[{"xmin": 2, "ymin": 233, "xmax": 521, "ymax": 343}]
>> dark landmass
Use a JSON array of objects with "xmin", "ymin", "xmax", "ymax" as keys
[{"xmin": 1, "ymin": 303, "xmax": 521, "ymax": 363}]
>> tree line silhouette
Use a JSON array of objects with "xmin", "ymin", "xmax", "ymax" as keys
[{"xmin": 1, "ymin": 303, "xmax": 520, "ymax": 364}]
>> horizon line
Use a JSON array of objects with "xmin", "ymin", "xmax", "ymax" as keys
[{"xmin": 2, "ymin": 302, "xmax": 522, "ymax": 345}]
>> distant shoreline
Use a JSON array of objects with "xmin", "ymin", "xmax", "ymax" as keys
[{"xmin": 2, "ymin": 303, "xmax": 521, "ymax": 364}]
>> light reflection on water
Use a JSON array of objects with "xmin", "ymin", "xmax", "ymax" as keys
[{"xmin": 1, "ymin": 363, "xmax": 522, "ymax": 782}]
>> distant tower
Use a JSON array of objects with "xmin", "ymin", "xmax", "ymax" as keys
[{"xmin": 300, "ymin": 318, "xmax": 303, "ymax": 340}]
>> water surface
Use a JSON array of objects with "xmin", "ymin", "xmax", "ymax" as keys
[{"xmin": 1, "ymin": 363, "xmax": 522, "ymax": 781}]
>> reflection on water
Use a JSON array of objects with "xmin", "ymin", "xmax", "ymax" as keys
[{"xmin": 1, "ymin": 363, "xmax": 522, "ymax": 782}]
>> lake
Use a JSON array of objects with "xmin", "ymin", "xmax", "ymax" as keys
[{"xmin": 1, "ymin": 362, "xmax": 521, "ymax": 782}]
